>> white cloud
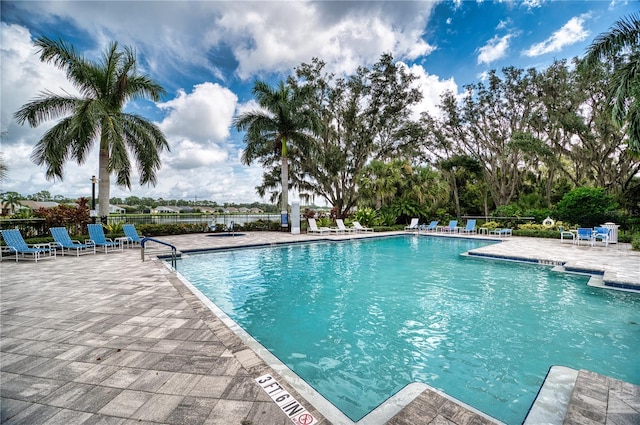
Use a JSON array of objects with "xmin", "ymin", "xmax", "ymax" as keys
[
  {"xmin": 523, "ymin": 15, "xmax": 590, "ymax": 57},
  {"xmin": 165, "ymin": 139, "xmax": 229, "ymax": 170},
  {"xmin": 405, "ymin": 63, "xmax": 458, "ymax": 119},
  {"xmin": 1, "ymin": 22, "xmax": 79, "ymax": 145},
  {"xmin": 477, "ymin": 34, "xmax": 513, "ymax": 65},
  {"xmin": 15, "ymin": 1, "xmax": 437, "ymax": 83},
  {"xmin": 522, "ymin": 0, "xmax": 545, "ymax": 9},
  {"xmin": 496, "ymin": 19, "xmax": 511, "ymax": 30},
  {"xmin": 157, "ymin": 82, "xmax": 238, "ymax": 144}
]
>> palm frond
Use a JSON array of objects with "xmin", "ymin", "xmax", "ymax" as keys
[
  {"xmin": 121, "ymin": 114, "xmax": 169, "ymax": 186},
  {"xmin": 30, "ymin": 118, "xmax": 75, "ymax": 180},
  {"xmin": 14, "ymin": 93, "xmax": 80, "ymax": 127},
  {"xmin": 582, "ymin": 13, "xmax": 640, "ymax": 67}
]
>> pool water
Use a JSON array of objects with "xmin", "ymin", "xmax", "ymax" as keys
[{"xmin": 175, "ymin": 236, "xmax": 640, "ymax": 424}]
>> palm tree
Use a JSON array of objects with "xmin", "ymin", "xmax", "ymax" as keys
[
  {"xmin": 1, "ymin": 191, "xmax": 23, "ymax": 216},
  {"xmin": 234, "ymin": 80, "xmax": 317, "ymax": 213},
  {"xmin": 14, "ymin": 37, "xmax": 170, "ymax": 217},
  {"xmin": 581, "ymin": 13, "xmax": 640, "ymax": 153}
]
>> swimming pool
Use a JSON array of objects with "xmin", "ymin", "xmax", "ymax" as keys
[{"xmin": 175, "ymin": 236, "xmax": 640, "ymax": 424}]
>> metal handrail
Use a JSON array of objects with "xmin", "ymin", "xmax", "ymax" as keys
[{"xmin": 141, "ymin": 237, "xmax": 178, "ymax": 268}]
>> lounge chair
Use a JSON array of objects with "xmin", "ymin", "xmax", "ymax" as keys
[
  {"xmin": 441, "ymin": 220, "xmax": 458, "ymax": 233},
  {"xmin": 419, "ymin": 221, "xmax": 438, "ymax": 232},
  {"xmin": 352, "ymin": 221, "xmax": 373, "ymax": 233},
  {"xmin": 491, "ymin": 228, "xmax": 512, "ymax": 238},
  {"xmin": 459, "ymin": 219, "xmax": 477, "ymax": 234},
  {"xmin": 307, "ymin": 218, "xmax": 330, "ymax": 235},
  {"xmin": 50, "ymin": 227, "xmax": 96, "ymax": 256},
  {"xmin": 404, "ymin": 218, "xmax": 420, "ymax": 232},
  {"xmin": 576, "ymin": 228, "xmax": 594, "ymax": 246},
  {"xmin": 559, "ymin": 226, "xmax": 575, "ymax": 244},
  {"xmin": 87, "ymin": 223, "xmax": 122, "ymax": 253},
  {"xmin": 593, "ymin": 227, "xmax": 610, "ymax": 247},
  {"xmin": 123, "ymin": 224, "xmax": 143, "ymax": 246},
  {"xmin": 335, "ymin": 219, "xmax": 355, "ymax": 233},
  {"xmin": 1, "ymin": 229, "xmax": 56, "ymax": 262}
]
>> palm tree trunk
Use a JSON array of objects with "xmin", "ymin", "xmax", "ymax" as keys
[
  {"xmin": 281, "ymin": 154, "xmax": 289, "ymax": 212},
  {"xmin": 98, "ymin": 147, "xmax": 110, "ymax": 219}
]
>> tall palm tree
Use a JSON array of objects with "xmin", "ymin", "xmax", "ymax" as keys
[
  {"xmin": 581, "ymin": 13, "xmax": 640, "ymax": 153},
  {"xmin": 234, "ymin": 80, "xmax": 317, "ymax": 212},
  {"xmin": 14, "ymin": 37, "xmax": 170, "ymax": 217}
]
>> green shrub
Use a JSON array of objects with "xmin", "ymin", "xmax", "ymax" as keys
[
  {"xmin": 354, "ymin": 208, "xmax": 379, "ymax": 227},
  {"xmin": 553, "ymin": 187, "xmax": 617, "ymax": 228},
  {"xmin": 482, "ymin": 221, "xmax": 501, "ymax": 230},
  {"xmin": 518, "ymin": 223, "xmax": 547, "ymax": 231},
  {"xmin": 632, "ymin": 235, "xmax": 640, "ymax": 251},
  {"xmin": 513, "ymin": 229, "xmax": 565, "ymax": 238}
]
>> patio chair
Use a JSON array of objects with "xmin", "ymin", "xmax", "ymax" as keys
[
  {"xmin": 1, "ymin": 229, "xmax": 56, "ymax": 262},
  {"xmin": 459, "ymin": 219, "xmax": 477, "ymax": 234},
  {"xmin": 575, "ymin": 228, "xmax": 594, "ymax": 246},
  {"xmin": 491, "ymin": 228, "xmax": 512, "ymax": 238},
  {"xmin": 335, "ymin": 219, "xmax": 355, "ymax": 233},
  {"xmin": 419, "ymin": 220, "xmax": 438, "ymax": 232},
  {"xmin": 352, "ymin": 221, "xmax": 374, "ymax": 233},
  {"xmin": 307, "ymin": 218, "xmax": 330, "ymax": 235},
  {"xmin": 87, "ymin": 223, "xmax": 121, "ymax": 253},
  {"xmin": 123, "ymin": 224, "xmax": 143, "ymax": 246},
  {"xmin": 593, "ymin": 227, "xmax": 610, "ymax": 247},
  {"xmin": 558, "ymin": 226, "xmax": 575, "ymax": 244},
  {"xmin": 441, "ymin": 220, "xmax": 458, "ymax": 233},
  {"xmin": 50, "ymin": 227, "xmax": 96, "ymax": 256},
  {"xmin": 404, "ymin": 218, "xmax": 420, "ymax": 232}
]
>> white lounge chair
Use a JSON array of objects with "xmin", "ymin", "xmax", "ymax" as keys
[
  {"xmin": 352, "ymin": 221, "xmax": 373, "ymax": 233},
  {"xmin": 404, "ymin": 218, "xmax": 419, "ymax": 232},
  {"xmin": 308, "ymin": 218, "xmax": 330, "ymax": 235},
  {"xmin": 335, "ymin": 219, "xmax": 355, "ymax": 233}
]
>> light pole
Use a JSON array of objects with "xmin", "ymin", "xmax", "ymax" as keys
[{"xmin": 90, "ymin": 175, "xmax": 98, "ymax": 223}]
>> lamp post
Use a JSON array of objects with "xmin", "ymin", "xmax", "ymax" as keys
[{"xmin": 90, "ymin": 175, "xmax": 98, "ymax": 223}]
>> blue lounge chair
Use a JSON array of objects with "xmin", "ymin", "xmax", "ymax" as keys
[
  {"xmin": 87, "ymin": 224, "xmax": 121, "ymax": 253},
  {"xmin": 123, "ymin": 224, "xmax": 143, "ymax": 246},
  {"xmin": 404, "ymin": 218, "xmax": 420, "ymax": 232},
  {"xmin": 576, "ymin": 228, "xmax": 594, "ymax": 246},
  {"xmin": 593, "ymin": 227, "xmax": 610, "ymax": 247},
  {"xmin": 459, "ymin": 219, "xmax": 477, "ymax": 234},
  {"xmin": 1, "ymin": 229, "xmax": 56, "ymax": 262},
  {"xmin": 441, "ymin": 220, "xmax": 458, "ymax": 233},
  {"xmin": 419, "ymin": 220, "xmax": 438, "ymax": 232},
  {"xmin": 50, "ymin": 227, "xmax": 96, "ymax": 256},
  {"xmin": 491, "ymin": 228, "xmax": 513, "ymax": 237}
]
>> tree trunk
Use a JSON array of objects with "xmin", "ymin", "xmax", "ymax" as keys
[
  {"xmin": 451, "ymin": 172, "xmax": 461, "ymax": 218},
  {"xmin": 281, "ymin": 154, "xmax": 288, "ymax": 213},
  {"xmin": 98, "ymin": 147, "xmax": 110, "ymax": 218}
]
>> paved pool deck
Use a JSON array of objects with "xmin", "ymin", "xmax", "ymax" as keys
[{"xmin": 1, "ymin": 231, "xmax": 638, "ymax": 425}]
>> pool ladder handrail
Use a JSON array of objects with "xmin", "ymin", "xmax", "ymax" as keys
[{"xmin": 140, "ymin": 237, "xmax": 178, "ymax": 268}]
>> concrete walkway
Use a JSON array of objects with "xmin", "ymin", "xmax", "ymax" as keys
[{"xmin": 1, "ymin": 231, "xmax": 638, "ymax": 425}]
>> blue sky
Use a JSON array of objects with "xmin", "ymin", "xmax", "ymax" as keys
[{"xmin": 1, "ymin": 0, "xmax": 636, "ymax": 204}]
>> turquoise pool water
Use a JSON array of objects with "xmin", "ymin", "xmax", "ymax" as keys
[{"xmin": 175, "ymin": 236, "xmax": 640, "ymax": 424}]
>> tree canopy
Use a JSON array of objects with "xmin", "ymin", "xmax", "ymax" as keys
[{"xmin": 14, "ymin": 37, "xmax": 170, "ymax": 217}]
